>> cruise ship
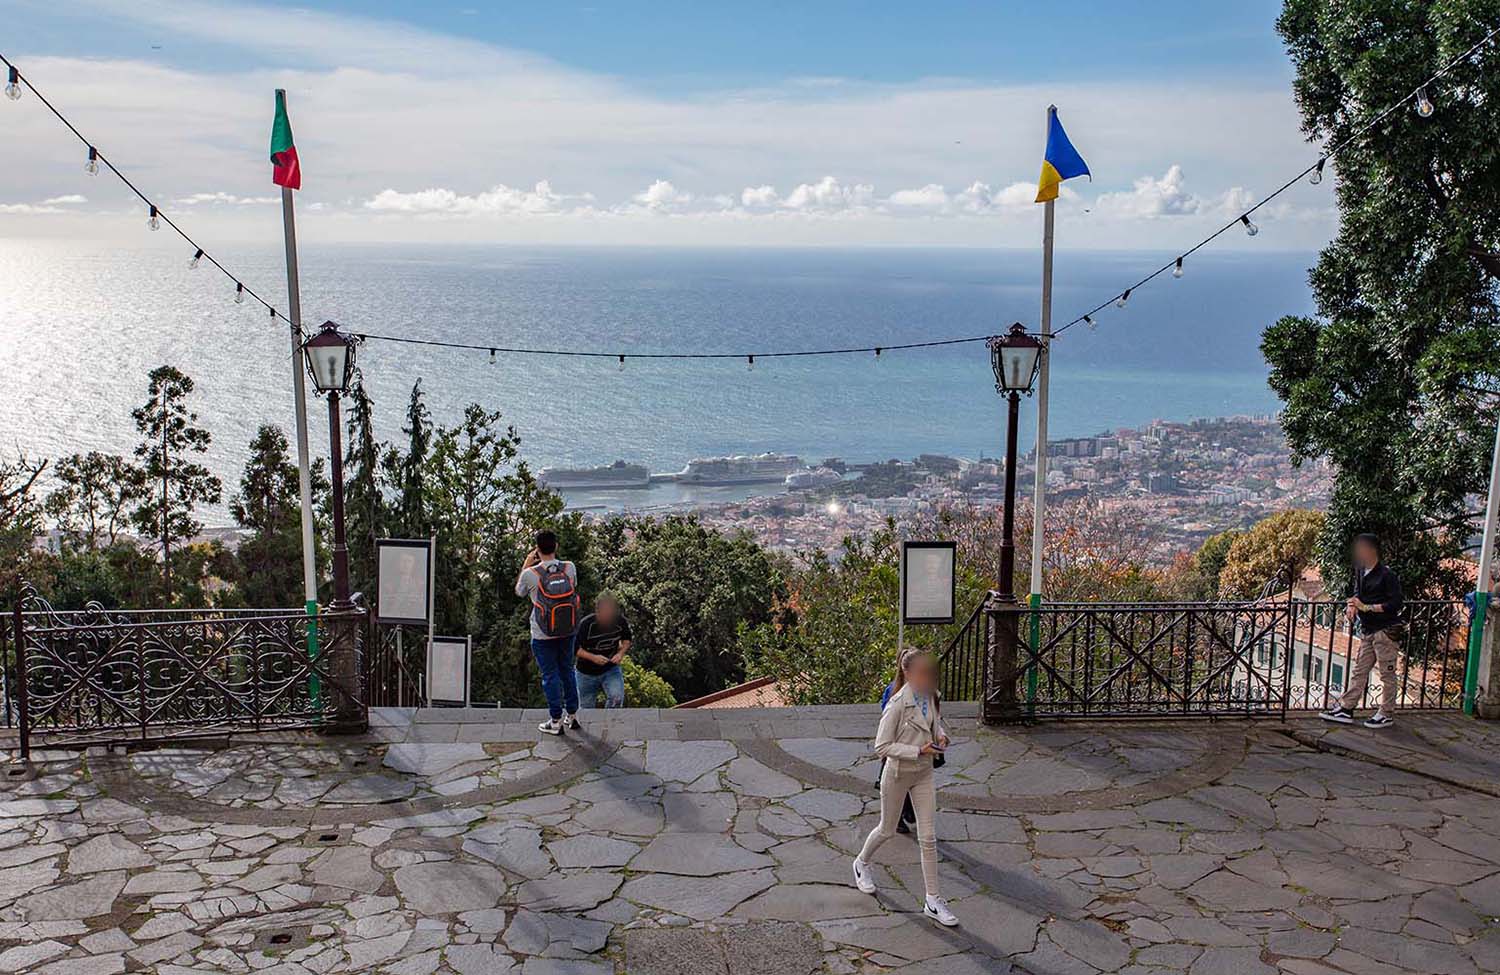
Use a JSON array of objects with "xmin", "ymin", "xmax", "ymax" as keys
[
  {"xmin": 538, "ymin": 460, "xmax": 651, "ymax": 490},
  {"xmin": 784, "ymin": 466, "xmax": 844, "ymax": 490},
  {"xmin": 665, "ymin": 453, "xmax": 802, "ymax": 485}
]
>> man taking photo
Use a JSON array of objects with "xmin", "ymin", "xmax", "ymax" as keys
[
  {"xmin": 575, "ymin": 592, "xmax": 632, "ymax": 709},
  {"xmin": 1321, "ymin": 533, "xmax": 1404, "ymax": 730}
]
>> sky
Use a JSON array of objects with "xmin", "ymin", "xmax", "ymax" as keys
[{"xmin": 0, "ymin": 0, "xmax": 1339, "ymax": 249}]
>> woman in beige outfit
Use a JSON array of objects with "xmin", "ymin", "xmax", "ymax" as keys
[{"xmin": 852, "ymin": 648, "xmax": 958, "ymax": 927}]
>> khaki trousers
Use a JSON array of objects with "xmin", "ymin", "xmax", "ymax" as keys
[
  {"xmin": 858, "ymin": 758, "xmax": 939, "ymax": 897},
  {"xmin": 1337, "ymin": 628, "xmax": 1401, "ymax": 713}
]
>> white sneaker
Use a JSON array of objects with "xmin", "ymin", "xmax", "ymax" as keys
[
  {"xmin": 566, "ymin": 712, "xmax": 581, "ymax": 731},
  {"xmin": 538, "ymin": 718, "xmax": 564, "ymax": 736},
  {"xmin": 851, "ymin": 858, "xmax": 876, "ymax": 894},
  {"xmin": 923, "ymin": 894, "xmax": 958, "ymax": 927}
]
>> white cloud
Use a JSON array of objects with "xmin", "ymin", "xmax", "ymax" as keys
[
  {"xmin": 364, "ymin": 180, "xmax": 583, "ymax": 215},
  {"xmin": 0, "ymin": 194, "xmax": 89, "ymax": 214},
  {"xmin": 887, "ymin": 183, "xmax": 948, "ymax": 209},
  {"xmin": 631, "ymin": 179, "xmax": 693, "ymax": 210},
  {"xmin": 1093, "ymin": 165, "xmax": 1253, "ymax": 220},
  {"xmin": 782, "ymin": 176, "xmax": 874, "ymax": 212},
  {"xmin": 39, "ymin": 194, "xmax": 87, "ymax": 206},
  {"xmin": 741, "ymin": 185, "xmax": 779, "ymax": 208},
  {"xmin": 175, "ymin": 192, "xmax": 280, "ymax": 206}
]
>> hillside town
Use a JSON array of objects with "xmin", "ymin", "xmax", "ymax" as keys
[{"xmin": 684, "ymin": 415, "xmax": 1332, "ymax": 557}]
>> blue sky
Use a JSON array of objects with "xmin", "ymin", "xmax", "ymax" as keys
[{"xmin": 1, "ymin": 0, "xmax": 1332, "ymax": 248}]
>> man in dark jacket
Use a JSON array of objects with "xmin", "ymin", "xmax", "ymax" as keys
[{"xmin": 1321, "ymin": 534, "xmax": 1404, "ymax": 729}]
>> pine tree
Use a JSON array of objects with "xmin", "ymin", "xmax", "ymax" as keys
[
  {"xmin": 230, "ymin": 425, "xmax": 328, "ymax": 607},
  {"xmin": 398, "ymin": 379, "xmax": 431, "ymax": 539},
  {"xmin": 130, "ymin": 366, "xmax": 222, "ymax": 603},
  {"xmin": 343, "ymin": 371, "xmax": 387, "ymax": 603}
]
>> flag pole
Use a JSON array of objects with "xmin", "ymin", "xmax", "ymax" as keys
[
  {"xmin": 1027, "ymin": 106, "xmax": 1058, "ymax": 714},
  {"xmin": 276, "ymin": 89, "xmax": 320, "ymax": 680}
]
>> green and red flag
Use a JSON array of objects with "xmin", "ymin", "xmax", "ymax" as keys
[{"xmin": 270, "ymin": 89, "xmax": 301, "ymax": 190}]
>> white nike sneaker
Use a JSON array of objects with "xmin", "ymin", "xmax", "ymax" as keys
[
  {"xmin": 538, "ymin": 718, "xmax": 564, "ymax": 736},
  {"xmin": 851, "ymin": 857, "xmax": 876, "ymax": 894},
  {"xmin": 923, "ymin": 894, "xmax": 958, "ymax": 927}
]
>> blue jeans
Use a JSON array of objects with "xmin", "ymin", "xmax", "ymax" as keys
[
  {"xmin": 576, "ymin": 665, "xmax": 625, "ymax": 709},
  {"xmin": 531, "ymin": 636, "xmax": 579, "ymax": 720}
]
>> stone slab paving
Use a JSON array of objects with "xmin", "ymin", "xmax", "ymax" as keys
[{"xmin": 1, "ymin": 708, "xmax": 1499, "ymax": 973}]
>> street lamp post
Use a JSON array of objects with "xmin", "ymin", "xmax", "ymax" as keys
[
  {"xmin": 984, "ymin": 323, "xmax": 1043, "ymax": 724},
  {"xmin": 303, "ymin": 321, "xmax": 357, "ymax": 610},
  {"xmin": 302, "ymin": 320, "xmax": 360, "ymax": 726}
]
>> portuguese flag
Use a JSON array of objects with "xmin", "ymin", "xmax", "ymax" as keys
[{"xmin": 270, "ymin": 89, "xmax": 301, "ymax": 190}]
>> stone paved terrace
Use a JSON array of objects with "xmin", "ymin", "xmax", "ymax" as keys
[{"xmin": 3, "ymin": 706, "xmax": 1500, "ymax": 974}]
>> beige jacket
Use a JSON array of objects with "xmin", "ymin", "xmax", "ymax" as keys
[{"xmin": 874, "ymin": 684, "xmax": 946, "ymax": 772}]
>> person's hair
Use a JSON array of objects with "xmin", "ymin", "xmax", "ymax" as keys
[
  {"xmin": 891, "ymin": 647, "xmax": 932, "ymax": 694},
  {"xmin": 1354, "ymin": 533, "xmax": 1382, "ymax": 559},
  {"xmin": 596, "ymin": 590, "xmax": 619, "ymax": 609},
  {"xmin": 535, "ymin": 529, "xmax": 558, "ymax": 556}
]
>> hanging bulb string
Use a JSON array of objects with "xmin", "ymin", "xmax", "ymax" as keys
[
  {"xmin": 1052, "ymin": 22, "xmax": 1500, "ymax": 339},
  {"xmin": 0, "ymin": 52, "xmax": 293, "ymax": 332},
  {"xmin": 351, "ymin": 330, "xmax": 998, "ymax": 360}
]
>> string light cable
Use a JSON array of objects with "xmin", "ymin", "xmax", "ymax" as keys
[
  {"xmin": 0, "ymin": 52, "xmax": 293, "ymax": 331},
  {"xmin": 1050, "ymin": 21, "xmax": 1500, "ymax": 339}
]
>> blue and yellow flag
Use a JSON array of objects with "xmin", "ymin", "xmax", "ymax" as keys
[{"xmin": 1035, "ymin": 106, "xmax": 1089, "ymax": 203}]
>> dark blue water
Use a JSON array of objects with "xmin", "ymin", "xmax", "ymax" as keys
[{"xmin": 2, "ymin": 241, "xmax": 1312, "ymax": 507}]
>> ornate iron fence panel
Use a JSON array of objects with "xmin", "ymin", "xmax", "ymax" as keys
[
  {"xmin": 6, "ymin": 587, "xmax": 367, "ymax": 753},
  {"xmin": 365, "ymin": 622, "xmax": 427, "ymax": 708},
  {"xmin": 940, "ymin": 597, "xmax": 1470, "ymax": 718}
]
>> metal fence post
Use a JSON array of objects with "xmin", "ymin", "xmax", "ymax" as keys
[{"xmin": 11, "ymin": 598, "xmax": 29, "ymax": 762}]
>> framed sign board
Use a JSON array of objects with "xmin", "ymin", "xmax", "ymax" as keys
[
  {"xmin": 427, "ymin": 635, "xmax": 471, "ymax": 707},
  {"xmin": 901, "ymin": 540, "xmax": 957, "ymax": 625},
  {"xmin": 376, "ymin": 538, "xmax": 435, "ymax": 626}
]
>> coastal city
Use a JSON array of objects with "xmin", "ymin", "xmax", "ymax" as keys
[{"xmin": 551, "ymin": 414, "xmax": 1333, "ymax": 559}]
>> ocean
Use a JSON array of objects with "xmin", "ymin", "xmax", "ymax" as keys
[{"xmin": 0, "ymin": 240, "xmax": 1314, "ymax": 517}]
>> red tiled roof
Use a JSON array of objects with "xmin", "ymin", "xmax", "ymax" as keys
[{"xmin": 675, "ymin": 675, "xmax": 788, "ymax": 709}]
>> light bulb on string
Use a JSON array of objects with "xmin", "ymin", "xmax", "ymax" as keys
[
  {"xmin": 147, "ymin": 206, "xmax": 161, "ymax": 231},
  {"xmin": 489, "ymin": 348, "xmax": 496, "ymax": 363},
  {"xmin": 874, "ymin": 347, "xmax": 883, "ymax": 365},
  {"xmin": 189, "ymin": 249, "xmax": 203, "ymax": 270},
  {"xmin": 1309, "ymin": 157, "xmax": 1325, "ymax": 185},
  {"xmin": 1240, "ymin": 214, "xmax": 1258, "ymax": 237},
  {"xmin": 4, "ymin": 67, "xmax": 20, "ymax": 102},
  {"xmin": 617, "ymin": 354, "xmax": 625, "ymax": 372},
  {"xmin": 1116, "ymin": 289, "xmax": 1130, "ymax": 309},
  {"xmin": 235, "ymin": 282, "xmax": 245, "ymax": 304},
  {"xmin": 85, "ymin": 147, "xmax": 99, "ymax": 176},
  {"xmin": 1173, "ymin": 257, "xmax": 1184, "ymax": 279},
  {"xmin": 747, "ymin": 355, "xmax": 755, "ymax": 372},
  {"xmin": 1083, "ymin": 315, "xmax": 1096, "ymax": 330},
  {"xmin": 1416, "ymin": 87, "xmax": 1435, "ymax": 117}
]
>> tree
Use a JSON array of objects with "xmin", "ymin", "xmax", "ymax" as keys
[
  {"xmin": 0, "ymin": 453, "xmax": 47, "ymax": 591},
  {"xmin": 130, "ymin": 366, "xmax": 222, "ymax": 602},
  {"xmin": 45, "ymin": 452, "xmax": 144, "ymax": 552},
  {"xmin": 343, "ymin": 372, "xmax": 388, "ymax": 603},
  {"xmin": 1264, "ymin": 2, "xmax": 1500, "ymax": 594},
  {"xmin": 396, "ymin": 380, "xmax": 432, "ymax": 539},
  {"xmin": 621, "ymin": 658, "xmax": 677, "ymax": 708},
  {"xmin": 228, "ymin": 425, "xmax": 328, "ymax": 608},
  {"xmin": 1218, "ymin": 510, "xmax": 1325, "ymax": 599},
  {"xmin": 1187, "ymin": 529, "xmax": 1243, "ymax": 601},
  {"xmin": 595, "ymin": 515, "xmax": 784, "ymax": 700}
]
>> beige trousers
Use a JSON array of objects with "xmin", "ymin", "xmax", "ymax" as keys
[
  {"xmin": 858, "ymin": 759, "xmax": 939, "ymax": 897},
  {"xmin": 1337, "ymin": 628, "xmax": 1401, "ymax": 713}
]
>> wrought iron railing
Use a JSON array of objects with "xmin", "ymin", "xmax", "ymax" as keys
[
  {"xmin": 939, "ymin": 596, "xmax": 1471, "ymax": 717},
  {"xmin": 3, "ymin": 586, "xmax": 367, "ymax": 753}
]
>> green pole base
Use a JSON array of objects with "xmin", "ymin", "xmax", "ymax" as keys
[
  {"xmin": 1026, "ymin": 593, "xmax": 1042, "ymax": 718},
  {"xmin": 1464, "ymin": 592, "xmax": 1488, "ymax": 717},
  {"xmin": 306, "ymin": 599, "xmax": 322, "ymax": 723}
]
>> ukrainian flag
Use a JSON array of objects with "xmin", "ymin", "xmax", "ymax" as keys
[{"xmin": 1035, "ymin": 106, "xmax": 1090, "ymax": 203}]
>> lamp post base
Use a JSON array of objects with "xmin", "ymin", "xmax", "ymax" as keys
[{"xmin": 983, "ymin": 590, "xmax": 1025, "ymax": 725}]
